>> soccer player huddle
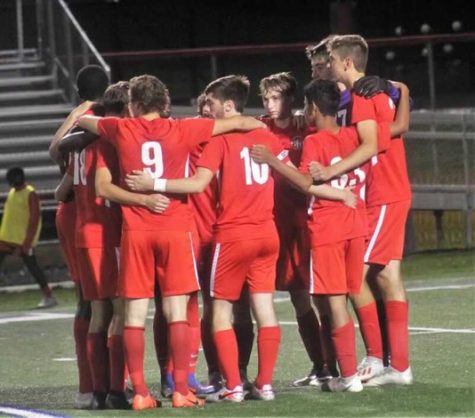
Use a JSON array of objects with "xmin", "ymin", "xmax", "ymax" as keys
[{"xmin": 50, "ymin": 33, "xmax": 412, "ymax": 410}]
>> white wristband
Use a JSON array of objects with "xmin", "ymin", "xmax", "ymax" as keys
[{"xmin": 153, "ymin": 178, "xmax": 167, "ymax": 192}]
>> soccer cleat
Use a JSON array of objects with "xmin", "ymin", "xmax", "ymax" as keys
[
  {"xmin": 250, "ymin": 384, "xmax": 275, "ymax": 401},
  {"xmin": 90, "ymin": 392, "xmax": 107, "ymax": 409},
  {"xmin": 207, "ymin": 385, "xmax": 244, "ymax": 403},
  {"xmin": 36, "ymin": 296, "xmax": 57, "ymax": 309},
  {"xmin": 160, "ymin": 372, "xmax": 174, "ymax": 398},
  {"xmin": 132, "ymin": 393, "xmax": 161, "ymax": 410},
  {"xmin": 188, "ymin": 373, "xmax": 216, "ymax": 395},
  {"xmin": 291, "ymin": 366, "xmax": 332, "ymax": 387},
  {"xmin": 171, "ymin": 391, "xmax": 205, "ymax": 408},
  {"xmin": 321, "ymin": 375, "xmax": 363, "ymax": 393},
  {"xmin": 208, "ymin": 371, "xmax": 223, "ymax": 392},
  {"xmin": 105, "ymin": 391, "xmax": 131, "ymax": 409},
  {"xmin": 364, "ymin": 366, "xmax": 413, "ymax": 387},
  {"xmin": 357, "ymin": 356, "xmax": 385, "ymax": 382},
  {"xmin": 74, "ymin": 392, "xmax": 94, "ymax": 409}
]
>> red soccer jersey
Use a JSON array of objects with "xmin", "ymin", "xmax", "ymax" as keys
[
  {"xmin": 68, "ymin": 140, "xmax": 121, "ymax": 248},
  {"xmin": 260, "ymin": 117, "xmax": 308, "ymax": 227},
  {"xmin": 351, "ymin": 92, "xmax": 411, "ymax": 207},
  {"xmin": 98, "ymin": 116, "xmax": 214, "ymax": 231},
  {"xmin": 197, "ymin": 128, "xmax": 288, "ymax": 242},
  {"xmin": 188, "ymin": 141, "xmax": 218, "ymax": 245},
  {"xmin": 300, "ymin": 127, "xmax": 368, "ymax": 247}
]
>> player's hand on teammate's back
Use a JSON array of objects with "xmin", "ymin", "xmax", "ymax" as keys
[
  {"xmin": 125, "ymin": 170, "xmax": 154, "ymax": 191},
  {"xmin": 143, "ymin": 194, "xmax": 170, "ymax": 213},
  {"xmin": 250, "ymin": 144, "xmax": 272, "ymax": 164},
  {"xmin": 308, "ymin": 161, "xmax": 331, "ymax": 182},
  {"xmin": 354, "ymin": 75, "xmax": 392, "ymax": 98}
]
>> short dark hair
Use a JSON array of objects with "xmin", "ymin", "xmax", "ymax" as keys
[
  {"xmin": 303, "ymin": 79, "xmax": 341, "ymax": 117},
  {"xmin": 129, "ymin": 74, "xmax": 168, "ymax": 114},
  {"xmin": 103, "ymin": 81, "xmax": 129, "ymax": 116},
  {"xmin": 204, "ymin": 75, "xmax": 250, "ymax": 113},
  {"xmin": 328, "ymin": 34, "xmax": 369, "ymax": 72},
  {"xmin": 76, "ymin": 65, "xmax": 109, "ymax": 101},
  {"xmin": 6, "ymin": 166, "xmax": 25, "ymax": 185},
  {"xmin": 259, "ymin": 72, "xmax": 296, "ymax": 98}
]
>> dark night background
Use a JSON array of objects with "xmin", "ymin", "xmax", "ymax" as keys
[{"xmin": 1, "ymin": 0, "xmax": 474, "ymax": 108}]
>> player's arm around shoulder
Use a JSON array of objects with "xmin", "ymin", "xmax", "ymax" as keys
[
  {"xmin": 55, "ymin": 173, "xmax": 74, "ymax": 202},
  {"xmin": 389, "ymin": 81, "xmax": 410, "ymax": 137},
  {"xmin": 95, "ymin": 167, "xmax": 169, "ymax": 213}
]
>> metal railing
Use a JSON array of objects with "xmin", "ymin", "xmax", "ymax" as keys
[
  {"xmin": 37, "ymin": 0, "xmax": 111, "ymax": 103},
  {"xmin": 7, "ymin": 0, "xmax": 110, "ymax": 103}
]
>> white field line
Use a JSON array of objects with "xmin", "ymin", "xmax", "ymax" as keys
[{"xmin": 0, "ymin": 406, "xmax": 67, "ymax": 418}]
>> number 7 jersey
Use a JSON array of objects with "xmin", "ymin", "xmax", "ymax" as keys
[
  {"xmin": 197, "ymin": 128, "xmax": 288, "ymax": 242},
  {"xmin": 98, "ymin": 116, "xmax": 214, "ymax": 231}
]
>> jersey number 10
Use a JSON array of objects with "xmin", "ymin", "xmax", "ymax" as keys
[{"xmin": 240, "ymin": 147, "xmax": 269, "ymax": 185}]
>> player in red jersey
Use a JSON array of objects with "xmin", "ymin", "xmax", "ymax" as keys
[
  {"xmin": 55, "ymin": 82, "xmax": 135, "ymax": 410},
  {"xmin": 250, "ymin": 79, "xmax": 367, "ymax": 392},
  {"xmin": 126, "ymin": 75, "xmax": 284, "ymax": 402},
  {"xmin": 316, "ymin": 34, "xmax": 412, "ymax": 386},
  {"xmin": 49, "ymin": 65, "xmax": 108, "ymax": 409},
  {"xmin": 258, "ymin": 72, "xmax": 332, "ymax": 386},
  {"xmin": 78, "ymin": 74, "xmax": 266, "ymax": 409}
]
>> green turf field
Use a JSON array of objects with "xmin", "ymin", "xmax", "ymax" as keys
[{"xmin": 0, "ymin": 250, "xmax": 474, "ymax": 417}]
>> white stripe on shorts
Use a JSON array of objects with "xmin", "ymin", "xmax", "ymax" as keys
[
  {"xmin": 364, "ymin": 204, "xmax": 387, "ymax": 263},
  {"xmin": 309, "ymin": 252, "xmax": 314, "ymax": 294},
  {"xmin": 209, "ymin": 243, "xmax": 221, "ymax": 298},
  {"xmin": 188, "ymin": 232, "xmax": 200, "ymax": 289}
]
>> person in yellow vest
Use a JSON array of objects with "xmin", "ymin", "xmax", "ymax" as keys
[{"xmin": 0, "ymin": 167, "xmax": 57, "ymax": 308}]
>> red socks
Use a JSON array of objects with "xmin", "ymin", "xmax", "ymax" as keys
[
  {"xmin": 108, "ymin": 335, "xmax": 125, "ymax": 392},
  {"xmin": 213, "ymin": 329, "xmax": 241, "ymax": 389},
  {"xmin": 355, "ymin": 302, "xmax": 384, "ymax": 359},
  {"xmin": 386, "ymin": 300, "xmax": 409, "ymax": 371},
  {"xmin": 123, "ymin": 326, "xmax": 148, "ymax": 396},
  {"xmin": 87, "ymin": 332, "xmax": 109, "ymax": 393},
  {"xmin": 187, "ymin": 293, "xmax": 201, "ymax": 374},
  {"xmin": 296, "ymin": 309, "xmax": 324, "ymax": 370},
  {"xmin": 331, "ymin": 321, "xmax": 357, "ymax": 378},
  {"xmin": 168, "ymin": 321, "xmax": 191, "ymax": 395},
  {"xmin": 73, "ymin": 318, "xmax": 93, "ymax": 393},
  {"xmin": 255, "ymin": 326, "xmax": 281, "ymax": 389}
]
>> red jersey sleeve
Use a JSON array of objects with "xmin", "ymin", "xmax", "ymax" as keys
[
  {"xmin": 299, "ymin": 135, "xmax": 321, "ymax": 174},
  {"xmin": 197, "ymin": 136, "xmax": 224, "ymax": 174},
  {"xmin": 352, "ymin": 93, "xmax": 391, "ymax": 153},
  {"xmin": 97, "ymin": 117, "xmax": 120, "ymax": 144},
  {"xmin": 178, "ymin": 118, "xmax": 215, "ymax": 148}
]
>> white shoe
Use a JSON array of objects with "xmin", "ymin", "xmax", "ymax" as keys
[
  {"xmin": 250, "ymin": 384, "xmax": 275, "ymax": 401},
  {"xmin": 357, "ymin": 356, "xmax": 384, "ymax": 382},
  {"xmin": 37, "ymin": 296, "xmax": 57, "ymax": 309},
  {"xmin": 321, "ymin": 375, "xmax": 363, "ymax": 393},
  {"xmin": 206, "ymin": 385, "xmax": 244, "ymax": 403},
  {"xmin": 74, "ymin": 392, "xmax": 94, "ymax": 409},
  {"xmin": 365, "ymin": 366, "xmax": 413, "ymax": 386}
]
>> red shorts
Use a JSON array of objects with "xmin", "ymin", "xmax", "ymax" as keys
[
  {"xmin": 56, "ymin": 203, "xmax": 79, "ymax": 282},
  {"xmin": 275, "ymin": 222, "xmax": 310, "ymax": 291},
  {"xmin": 364, "ymin": 200, "xmax": 411, "ymax": 265},
  {"xmin": 209, "ymin": 233, "xmax": 279, "ymax": 301},
  {"xmin": 309, "ymin": 237, "xmax": 364, "ymax": 295},
  {"xmin": 120, "ymin": 230, "xmax": 200, "ymax": 299},
  {"xmin": 77, "ymin": 246, "xmax": 119, "ymax": 301}
]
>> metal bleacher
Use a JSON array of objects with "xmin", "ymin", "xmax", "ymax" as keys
[{"xmin": 0, "ymin": 0, "xmax": 110, "ymax": 211}]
